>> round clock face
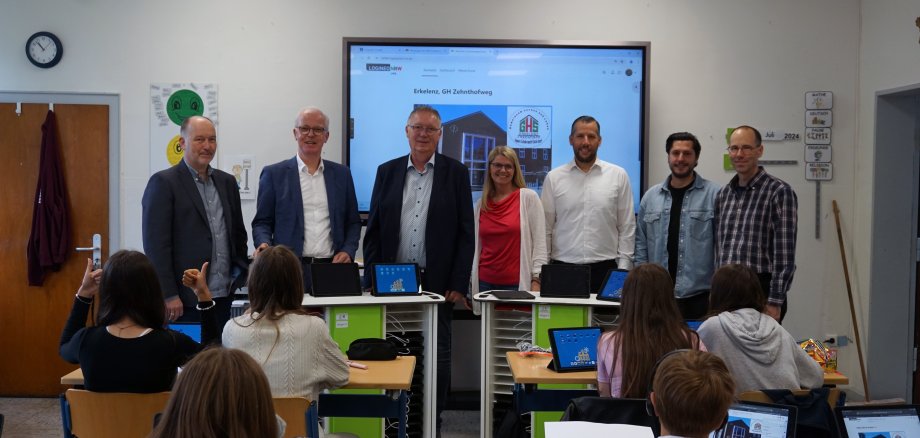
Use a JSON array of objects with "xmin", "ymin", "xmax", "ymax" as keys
[{"xmin": 26, "ymin": 32, "xmax": 63, "ymax": 68}]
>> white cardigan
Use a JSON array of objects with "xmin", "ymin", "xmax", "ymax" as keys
[{"xmin": 471, "ymin": 188, "xmax": 548, "ymax": 297}]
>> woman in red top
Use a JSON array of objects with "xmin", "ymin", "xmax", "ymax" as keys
[{"xmin": 472, "ymin": 146, "xmax": 548, "ymax": 294}]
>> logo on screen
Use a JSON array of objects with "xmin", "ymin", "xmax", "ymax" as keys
[
  {"xmin": 507, "ymin": 106, "xmax": 552, "ymax": 148},
  {"xmin": 366, "ymin": 63, "xmax": 403, "ymax": 72}
]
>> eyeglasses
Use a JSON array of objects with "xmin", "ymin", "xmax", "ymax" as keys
[
  {"xmin": 296, "ymin": 126, "xmax": 327, "ymax": 136},
  {"xmin": 490, "ymin": 162, "xmax": 514, "ymax": 171},
  {"xmin": 726, "ymin": 145, "xmax": 758, "ymax": 155},
  {"xmin": 407, "ymin": 125, "xmax": 442, "ymax": 134}
]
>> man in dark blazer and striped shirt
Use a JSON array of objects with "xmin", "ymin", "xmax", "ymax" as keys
[{"xmin": 362, "ymin": 105, "xmax": 475, "ymax": 431}]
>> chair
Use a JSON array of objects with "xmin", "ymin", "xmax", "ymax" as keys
[
  {"xmin": 60, "ymin": 389, "xmax": 170, "ymax": 438},
  {"xmin": 560, "ymin": 396, "xmax": 661, "ymax": 436},
  {"xmin": 739, "ymin": 388, "xmax": 840, "ymax": 438},
  {"xmin": 273, "ymin": 397, "xmax": 319, "ymax": 438}
]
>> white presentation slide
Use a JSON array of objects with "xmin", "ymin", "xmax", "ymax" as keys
[{"xmin": 347, "ymin": 43, "xmax": 646, "ymax": 211}]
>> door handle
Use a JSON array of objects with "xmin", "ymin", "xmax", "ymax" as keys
[{"xmin": 75, "ymin": 234, "xmax": 102, "ymax": 269}]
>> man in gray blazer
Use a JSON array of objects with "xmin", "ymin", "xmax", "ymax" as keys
[
  {"xmin": 251, "ymin": 107, "xmax": 361, "ymax": 293},
  {"xmin": 142, "ymin": 116, "xmax": 249, "ymax": 327}
]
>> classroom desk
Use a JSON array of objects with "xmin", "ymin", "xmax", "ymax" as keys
[
  {"xmin": 60, "ymin": 356, "xmax": 417, "ymax": 438},
  {"xmin": 505, "ymin": 352, "xmax": 599, "ymax": 413},
  {"xmin": 503, "ymin": 353, "xmax": 851, "ymax": 412},
  {"xmin": 235, "ymin": 291, "xmax": 442, "ymax": 437},
  {"xmin": 474, "ymin": 292, "xmax": 619, "ymax": 438}
]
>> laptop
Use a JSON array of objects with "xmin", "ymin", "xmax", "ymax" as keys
[
  {"xmin": 168, "ymin": 322, "xmax": 201, "ymax": 343},
  {"xmin": 711, "ymin": 401, "xmax": 797, "ymax": 438},
  {"xmin": 540, "ymin": 264, "xmax": 591, "ymax": 299},
  {"xmin": 596, "ymin": 269, "xmax": 629, "ymax": 302},
  {"xmin": 835, "ymin": 404, "xmax": 920, "ymax": 438},
  {"xmin": 310, "ymin": 263, "xmax": 363, "ymax": 297},
  {"xmin": 686, "ymin": 320, "xmax": 704, "ymax": 331},
  {"xmin": 546, "ymin": 326, "xmax": 602, "ymax": 372},
  {"xmin": 371, "ymin": 263, "xmax": 421, "ymax": 296}
]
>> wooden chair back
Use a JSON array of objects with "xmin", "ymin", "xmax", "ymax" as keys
[
  {"xmin": 63, "ymin": 389, "xmax": 170, "ymax": 438},
  {"xmin": 273, "ymin": 396, "xmax": 316, "ymax": 438}
]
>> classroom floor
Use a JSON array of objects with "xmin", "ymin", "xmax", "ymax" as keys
[{"xmin": 0, "ymin": 397, "xmax": 479, "ymax": 437}]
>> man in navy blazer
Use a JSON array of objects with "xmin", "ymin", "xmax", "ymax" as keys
[
  {"xmin": 142, "ymin": 116, "xmax": 249, "ymax": 327},
  {"xmin": 362, "ymin": 105, "xmax": 474, "ymax": 429},
  {"xmin": 252, "ymin": 108, "xmax": 361, "ymax": 292}
]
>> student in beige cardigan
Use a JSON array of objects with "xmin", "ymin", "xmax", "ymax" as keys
[{"xmin": 186, "ymin": 245, "xmax": 349, "ymax": 401}]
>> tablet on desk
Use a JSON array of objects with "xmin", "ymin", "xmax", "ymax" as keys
[
  {"xmin": 540, "ymin": 264, "xmax": 591, "ymax": 298},
  {"xmin": 710, "ymin": 401, "xmax": 797, "ymax": 438},
  {"xmin": 168, "ymin": 322, "xmax": 201, "ymax": 343},
  {"xmin": 311, "ymin": 263, "xmax": 362, "ymax": 297},
  {"xmin": 835, "ymin": 404, "xmax": 920, "ymax": 438},
  {"xmin": 371, "ymin": 263, "xmax": 421, "ymax": 296},
  {"xmin": 547, "ymin": 326, "xmax": 602, "ymax": 372},
  {"xmin": 596, "ymin": 269, "xmax": 629, "ymax": 302}
]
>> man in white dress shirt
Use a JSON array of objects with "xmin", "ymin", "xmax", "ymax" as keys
[{"xmin": 541, "ymin": 115, "xmax": 636, "ymax": 292}]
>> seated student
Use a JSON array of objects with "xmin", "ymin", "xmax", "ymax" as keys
[
  {"xmin": 471, "ymin": 146, "xmax": 548, "ymax": 294},
  {"xmin": 149, "ymin": 347, "xmax": 283, "ymax": 438},
  {"xmin": 597, "ymin": 264, "xmax": 706, "ymax": 397},
  {"xmin": 697, "ymin": 264, "xmax": 823, "ymax": 394},
  {"xmin": 59, "ymin": 251, "xmax": 219, "ymax": 393},
  {"xmin": 649, "ymin": 350, "xmax": 736, "ymax": 438},
  {"xmin": 188, "ymin": 245, "xmax": 349, "ymax": 400}
]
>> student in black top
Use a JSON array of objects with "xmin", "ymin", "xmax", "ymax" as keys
[{"xmin": 59, "ymin": 251, "xmax": 219, "ymax": 393}]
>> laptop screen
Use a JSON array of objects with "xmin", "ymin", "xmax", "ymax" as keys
[
  {"xmin": 373, "ymin": 263, "xmax": 420, "ymax": 295},
  {"xmin": 711, "ymin": 402, "xmax": 796, "ymax": 438},
  {"xmin": 837, "ymin": 405, "xmax": 920, "ymax": 438},
  {"xmin": 548, "ymin": 327, "xmax": 602, "ymax": 372},
  {"xmin": 686, "ymin": 320, "xmax": 704, "ymax": 331},
  {"xmin": 598, "ymin": 269, "xmax": 628, "ymax": 300},
  {"xmin": 168, "ymin": 322, "xmax": 201, "ymax": 343}
]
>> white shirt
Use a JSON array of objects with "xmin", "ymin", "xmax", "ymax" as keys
[
  {"xmin": 541, "ymin": 159, "xmax": 636, "ymax": 268},
  {"xmin": 297, "ymin": 155, "xmax": 333, "ymax": 258}
]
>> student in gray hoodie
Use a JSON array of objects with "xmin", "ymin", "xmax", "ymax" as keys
[{"xmin": 698, "ymin": 264, "xmax": 823, "ymax": 394}]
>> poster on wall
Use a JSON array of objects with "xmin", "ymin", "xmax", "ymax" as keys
[
  {"xmin": 221, "ymin": 154, "xmax": 255, "ymax": 200},
  {"xmin": 149, "ymin": 83, "xmax": 218, "ymax": 174}
]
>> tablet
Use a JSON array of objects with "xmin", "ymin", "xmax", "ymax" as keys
[
  {"xmin": 540, "ymin": 264, "xmax": 591, "ymax": 298},
  {"xmin": 547, "ymin": 326, "xmax": 602, "ymax": 372},
  {"xmin": 371, "ymin": 263, "xmax": 421, "ymax": 296},
  {"xmin": 596, "ymin": 269, "xmax": 629, "ymax": 302},
  {"xmin": 711, "ymin": 401, "xmax": 797, "ymax": 438},
  {"xmin": 310, "ymin": 263, "xmax": 362, "ymax": 297},
  {"xmin": 168, "ymin": 322, "xmax": 201, "ymax": 343},
  {"xmin": 835, "ymin": 404, "xmax": 920, "ymax": 438},
  {"xmin": 686, "ymin": 320, "xmax": 704, "ymax": 331}
]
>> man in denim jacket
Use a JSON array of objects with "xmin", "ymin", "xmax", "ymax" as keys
[{"xmin": 635, "ymin": 132, "xmax": 720, "ymax": 319}]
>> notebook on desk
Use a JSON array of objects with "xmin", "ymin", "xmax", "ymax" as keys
[
  {"xmin": 596, "ymin": 269, "xmax": 629, "ymax": 302},
  {"xmin": 540, "ymin": 264, "xmax": 591, "ymax": 298},
  {"xmin": 835, "ymin": 404, "xmax": 920, "ymax": 438},
  {"xmin": 710, "ymin": 401, "xmax": 797, "ymax": 438},
  {"xmin": 547, "ymin": 326, "xmax": 602, "ymax": 372},
  {"xmin": 371, "ymin": 263, "xmax": 421, "ymax": 296},
  {"xmin": 310, "ymin": 263, "xmax": 363, "ymax": 297}
]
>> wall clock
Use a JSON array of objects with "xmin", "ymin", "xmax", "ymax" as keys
[{"xmin": 26, "ymin": 31, "xmax": 63, "ymax": 68}]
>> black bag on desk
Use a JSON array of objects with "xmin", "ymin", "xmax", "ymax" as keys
[{"xmin": 346, "ymin": 338, "xmax": 397, "ymax": 360}]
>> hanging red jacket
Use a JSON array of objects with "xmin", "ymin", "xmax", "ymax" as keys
[{"xmin": 27, "ymin": 110, "xmax": 71, "ymax": 286}]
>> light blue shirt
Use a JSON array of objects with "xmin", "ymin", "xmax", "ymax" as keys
[
  {"xmin": 635, "ymin": 172, "xmax": 719, "ymax": 298},
  {"xmin": 396, "ymin": 154, "xmax": 435, "ymax": 268}
]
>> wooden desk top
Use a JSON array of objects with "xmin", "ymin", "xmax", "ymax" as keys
[
  {"xmin": 505, "ymin": 352, "xmax": 597, "ymax": 385},
  {"xmin": 504, "ymin": 352, "xmax": 850, "ymax": 387},
  {"xmin": 61, "ymin": 355, "xmax": 417, "ymax": 390},
  {"xmin": 343, "ymin": 356, "xmax": 416, "ymax": 390}
]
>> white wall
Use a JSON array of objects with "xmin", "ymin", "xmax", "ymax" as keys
[{"xmin": 2, "ymin": 0, "xmax": 872, "ymax": 391}]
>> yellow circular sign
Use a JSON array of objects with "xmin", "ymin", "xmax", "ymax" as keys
[{"xmin": 166, "ymin": 135, "xmax": 183, "ymax": 166}]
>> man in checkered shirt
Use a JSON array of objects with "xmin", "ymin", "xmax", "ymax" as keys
[{"xmin": 714, "ymin": 125, "xmax": 797, "ymax": 322}]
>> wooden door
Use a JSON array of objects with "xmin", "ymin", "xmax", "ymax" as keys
[{"xmin": 0, "ymin": 103, "xmax": 109, "ymax": 396}]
